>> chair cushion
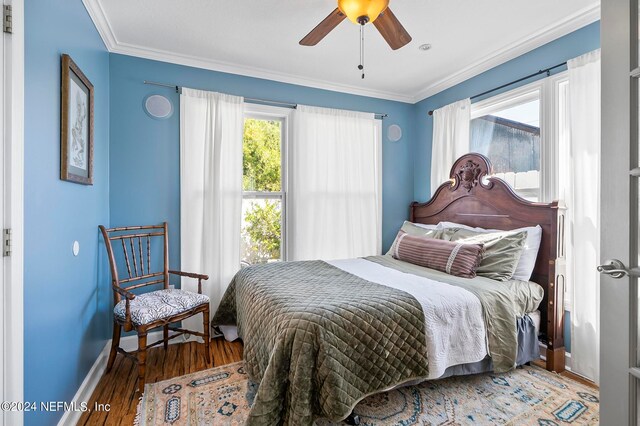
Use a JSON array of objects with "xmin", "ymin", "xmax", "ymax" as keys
[{"xmin": 114, "ymin": 289, "xmax": 209, "ymax": 326}]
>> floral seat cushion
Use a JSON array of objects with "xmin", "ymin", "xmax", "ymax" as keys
[{"xmin": 114, "ymin": 289, "xmax": 209, "ymax": 326}]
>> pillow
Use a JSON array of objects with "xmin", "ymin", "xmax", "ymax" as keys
[
  {"xmin": 386, "ymin": 221, "xmax": 441, "ymax": 255},
  {"xmin": 392, "ymin": 231, "xmax": 484, "ymax": 278},
  {"xmin": 440, "ymin": 227, "xmax": 527, "ymax": 281},
  {"xmin": 413, "ymin": 222, "xmax": 439, "ymax": 230},
  {"xmin": 438, "ymin": 221, "xmax": 542, "ymax": 281}
]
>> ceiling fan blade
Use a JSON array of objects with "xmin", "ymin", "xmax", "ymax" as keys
[
  {"xmin": 299, "ymin": 8, "xmax": 346, "ymax": 46},
  {"xmin": 373, "ymin": 7, "xmax": 412, "ymax": 50}
]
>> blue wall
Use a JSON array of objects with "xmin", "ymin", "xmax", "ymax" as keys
[
  {"xmin": 24, "ymin": 1, "xmax": 110, "ymax": 424},
  {"xmin": 109, "ymin": 54, "xmax": 416, "ymax": 255},
  {"xmin": 413, "ymin": 22, "xmax": 601, "ymax": 202}
]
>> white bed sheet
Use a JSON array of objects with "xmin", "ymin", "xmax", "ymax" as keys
[{"xmin": 328, "ymin": 258, "xmax": 488, "ymax": 379}]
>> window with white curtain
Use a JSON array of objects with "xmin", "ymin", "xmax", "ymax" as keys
[
  {"xmin": 240, "ymin": 103, "xmax": 381, "ymax": 264},
  {"xmin": 470, "ymin": 72, "xmax": 572, "ymax": 309}
]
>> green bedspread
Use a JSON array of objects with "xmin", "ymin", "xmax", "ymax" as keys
[
  {"xmin": 212, "ymin": 260, "xmax": 430, "ymax": 425},
  {"xmin": 212, "ymin": 256, "xmax": 543, "ymax": 425}
]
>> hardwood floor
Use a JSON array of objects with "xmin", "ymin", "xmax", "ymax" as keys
[
  {"xmin": 532, "ymin": 359, "xmax": 599, "ymax": 389},
  {"xmin": 79, "ymin": 338, "xmax": 596, "ymax": 425},
  {"xmin": 78, "ymin": 338, "xmax": 243, "ymax": 426}
]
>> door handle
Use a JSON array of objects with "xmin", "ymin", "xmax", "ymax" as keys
[{"xmin": 597, "ymin": 259, "xmax": 640, "ymax": 279}]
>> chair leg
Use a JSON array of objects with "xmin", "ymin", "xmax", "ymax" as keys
[
  {"xmin": 106, "ymin": 321, "xmax": 121, "ymax": 373},
  {"xmin": 203, "ymin": 306, "xmax": 211, "ymax": 365},
  {"xmin": 137, "ymin": 331, "xmax": 148, "ymax": 393},
  {"xmin": 163, "ymin": 325, "xmax": 169, "ymax": 350}
]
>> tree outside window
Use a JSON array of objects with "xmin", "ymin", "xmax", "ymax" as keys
[{"xmin": 242, "ymin": 119, "xmax": 283, "ymax": 265}]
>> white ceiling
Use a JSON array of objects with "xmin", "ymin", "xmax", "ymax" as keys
[{"xmin": 84, "ymin": 0, "xmax": 599, "ymax": 103}]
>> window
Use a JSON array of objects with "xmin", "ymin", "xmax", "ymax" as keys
[
  {"xmin": 470, "ymin": 73, "xmax": 568, "ymax": 204},
  {"xmin": 471, "ymin": 90, "xmax": 541, "ymax": 201},
  {"xmin": 241, "ymin": 105, "xmax": 290, "ymax": 266}
]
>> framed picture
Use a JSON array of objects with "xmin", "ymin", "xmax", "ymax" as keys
[{"xmin": 60, "ymin": 54, "xmax": 94, "ymax": 185}]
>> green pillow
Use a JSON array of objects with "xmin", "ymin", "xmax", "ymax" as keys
[
  {"xmin": 440, "ymin": 228, "xmax": 527, "ymax": 281},
  {"xmin": 386, "ymin": 221, "xmax": 441, "ymax": 256}
]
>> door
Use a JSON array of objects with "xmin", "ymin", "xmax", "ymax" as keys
[
  {"xmin": 0, "ymin": 2, "xmax": 6, "ymax": 417},
  {"xmin": 600, "ymin": 0, "xmax": 638, "ymax": 424},
  {"xmin": 0, "ymin": 1, "xmax": 22, "ymax": 424}
]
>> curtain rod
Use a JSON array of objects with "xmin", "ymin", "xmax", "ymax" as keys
[
  {"xmin": 143, "ymin": 80, "xmax": 388, "ymax": 119},
  {"xmin": 426, "ymin": 61, "xmax": 568, "ymax": 116}
]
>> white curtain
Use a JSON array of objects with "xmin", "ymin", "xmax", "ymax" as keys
[
  {"xmin": 180, "ymin": 88, "xmax": 244, "ymax": 335},
  {"xmin": 290, "ymin": 105, "xmax": 381, "ymax": 260},
  {"xmin": 431, "ymin": 98, "xmax": 471, "ymax": 195},
  {"xmin": 566, "ymin": 50, "xmax": 601, "ymax": 382}
]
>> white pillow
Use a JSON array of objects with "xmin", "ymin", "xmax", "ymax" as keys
[
  {"xmin": 412, "ymin": 222, "xmax": 439, "ymax": 230},
  {"xmin": 437, "ymin": 221, "xmax": 542, "ymax": 281}
]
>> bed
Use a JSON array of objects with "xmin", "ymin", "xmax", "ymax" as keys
[{"xmin": 212, "ymin": 153, "xmax": 566, "ymax": 426}]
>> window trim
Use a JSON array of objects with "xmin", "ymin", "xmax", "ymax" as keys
[
  {"xmin": 242, "ymin": 103, "xmax": 292, "ymax": 262},
  {"xmin": 547, "ymin": 72, "xmax": 570, "ymax": 204}
]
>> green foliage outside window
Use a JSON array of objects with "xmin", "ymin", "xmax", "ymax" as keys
[
  {"xmin": 243, "ymin": 119, "xmax": 281, "ymax": 192},
  {"xmin": 242, "ymin": 119, "xmax": 282, "ymax": 264}
]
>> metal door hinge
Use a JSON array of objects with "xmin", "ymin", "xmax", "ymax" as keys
[
  {"xmin": 3, "ymin": 5, "xmax": 11, "ymax": 34},
  {"xmin": 3, "ymin": 229, "xmax": 11, "ymax": 257}
]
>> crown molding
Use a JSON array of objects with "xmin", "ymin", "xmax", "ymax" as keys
[
  {"xmin": 109, "ymin": 41, "xmax": 416, "ymax": 103},
  {"xmin": 82, "ymin": 0, "xmax": 118, "ymax": 50},
  {"xmin": 411, "ymin": 3, "xmax": 600, "ymax": 103},
  {"xmin": 83, "ymin": 0, "xmax": 599, "ymax": 105}
]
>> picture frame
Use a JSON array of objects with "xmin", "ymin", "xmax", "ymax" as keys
[{"xmin": 60, "ymin": 54, "xmax": 94, "ymax": 185}]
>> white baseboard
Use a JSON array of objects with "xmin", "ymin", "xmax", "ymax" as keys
[
  {"xmin": 57, "ymin": 331, "xmax": 190, "ymax": 426},
  {"xmin": 57, "ymin": 342, "xmax": 110, "ymax": 426},
  {"xmin": 565, "ymin": 351, "xmax": 573, "ymax": 371}
]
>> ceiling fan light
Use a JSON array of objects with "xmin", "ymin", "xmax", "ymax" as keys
[{"xmin": 337, "ymin": 0, "xmax": 389, "ymax": 24}]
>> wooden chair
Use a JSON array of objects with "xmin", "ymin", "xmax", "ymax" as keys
[{"xmin": 99, "ymin": 223, "xmax": 211, "ymax": 392}]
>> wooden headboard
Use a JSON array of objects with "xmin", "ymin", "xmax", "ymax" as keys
[{"xmin": 410, "ymin": 153, "xmax": 566, "ymax": 372}]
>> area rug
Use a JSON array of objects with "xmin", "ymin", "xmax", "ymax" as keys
[{"xmin": 135, "ymin": 361, "xmax": 598, "ymax": 425}]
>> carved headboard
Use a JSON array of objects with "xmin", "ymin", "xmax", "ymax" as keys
[{"xmin": 410, "ymin": 153, "xmax": 566, "ymax": 372}]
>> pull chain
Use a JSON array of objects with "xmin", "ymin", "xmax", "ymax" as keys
[{"xmin": 358, "ymin": 24, "xmax": 365, "ymax": 79}]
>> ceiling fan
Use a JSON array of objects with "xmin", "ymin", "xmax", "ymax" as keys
[{"xmin": 299, "ymin": 0, "xmax": 412, "ymax": 51}]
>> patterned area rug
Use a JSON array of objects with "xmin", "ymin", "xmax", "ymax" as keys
[{"xmin": 135, "ymin": 361, "xmax": 598, "ymax": 425}]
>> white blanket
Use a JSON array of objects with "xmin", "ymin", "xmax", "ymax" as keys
[{"xmin": 328, "ymin": 258, "xmax": 488, "ymax": 379}]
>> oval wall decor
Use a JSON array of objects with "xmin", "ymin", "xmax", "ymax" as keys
[{"xmin": 144, "ymin": 94, "xmax": 173, "ymax": 120}]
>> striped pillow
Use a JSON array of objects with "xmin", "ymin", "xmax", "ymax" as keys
[{"xmin": 392, "ymin": 231, "xmax": 484, "ymax": 278}]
